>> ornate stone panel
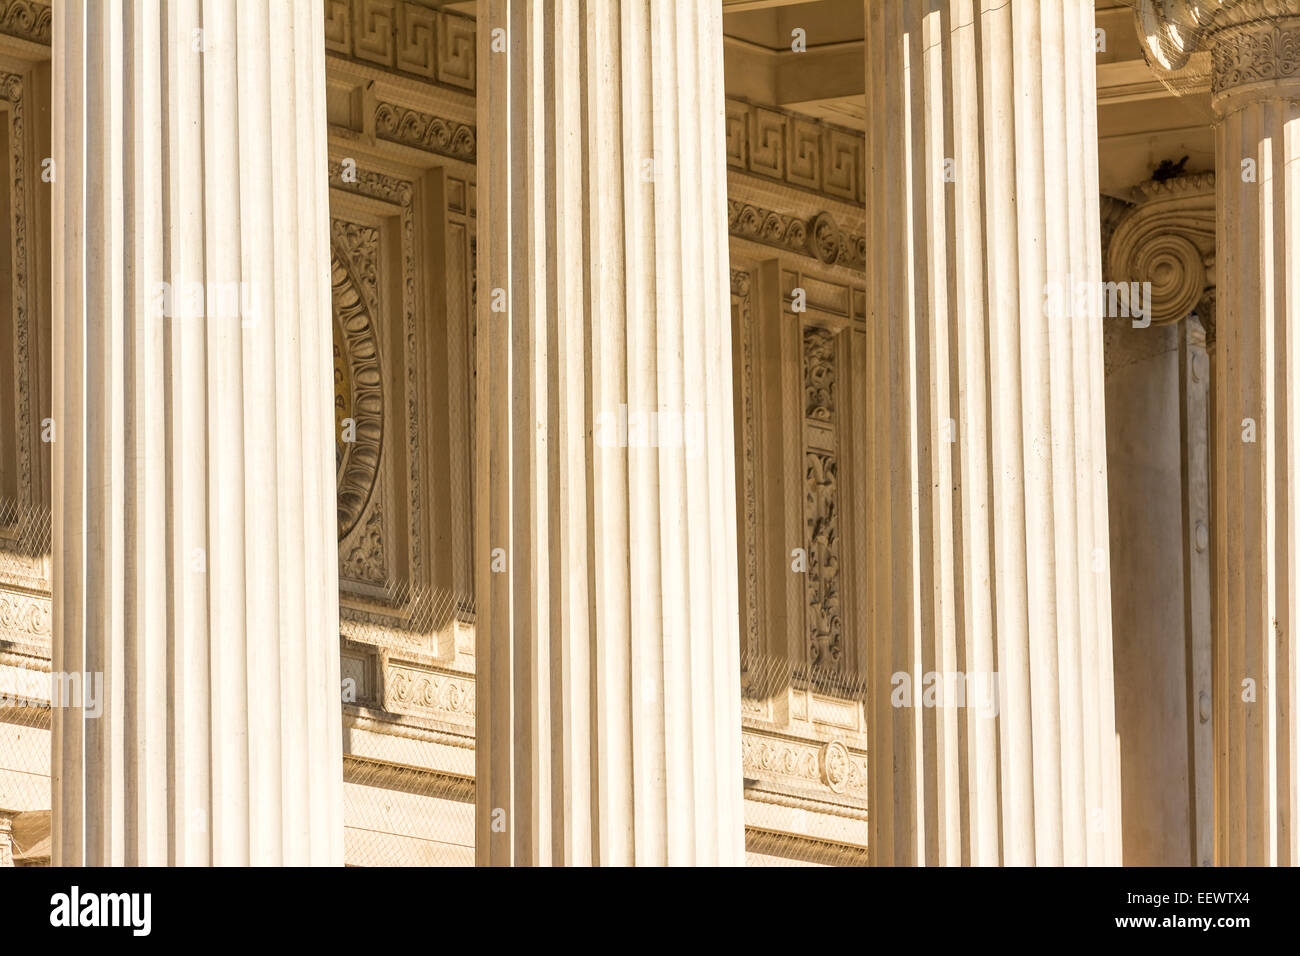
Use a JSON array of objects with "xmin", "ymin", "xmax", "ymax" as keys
[
  {"xmin": 728, "ymin": 200, "xmax": 866, "ymax": 271},
  {"xmin": 327, "ymin": 163, "xmax": 425, "ymax": 606},
  {"xmin": 0, "ymin": 0, "xmax": 49, "ymax": 46},
  {"xmin": 803, "ymin": 327, "xmax": 842, "ymax": 674},
  {"xmin": 725, "ymin": 97, "xmax": 864, "ymax": 204},
  {"xmin": 332, "ymin": 219, "xmax": 385, "ymax": 544},
  {"xmin": 323, "ymin": 0, "xmax": 474, "ymax": 92},
  {"xmin": 374, "ymin": 101, "xmax": 475, "ymax": 162}
]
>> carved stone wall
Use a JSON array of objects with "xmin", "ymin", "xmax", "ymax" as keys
[{"xmin": 728, "ymin": 125, "xmax": 871, "ymax": 861}]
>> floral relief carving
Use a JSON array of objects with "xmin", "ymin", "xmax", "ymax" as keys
[
  {"xmin": 342, "ymin": 500, "xmax": 388, "ymax": 585},
  {"xmin": 1212, "ymin": 20, "xmax": 1300, "ymax": 94},
  {"xmin": 741, "ymin": 734, "xmax": 867, "ymax": 795},
  {"xmin": 805, "ymin": 452, "xmax": 842, "ymax": 672},
  {"xmin": 386, "ymin": 664, "xmax": 477, "ymax": 719},
  {"xmin": 374, "ymin": 101, "xmax": 476, "ymax": 162},
  {"xmin": 728, "ymin": 200, "xmax": 865, "ymax": 272},
  {"xmin": 328, "ymin": 163, "xmax": 425, "ymax": 583},
  {"xmin": 725, "ymin": 98, "xmax": 864, "ymax": 204},
  {"xmin": 0, "ymin": 0, "xmax": 50, "ymax": 45},
  {"xmin": 0, "ymin": 590, "xmax": 50, "ymax": 638}
]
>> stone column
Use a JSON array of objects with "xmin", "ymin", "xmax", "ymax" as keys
[
  {"xmin": 1204, "ymin": 1, "xmax": 1300, "ymax": 867},
  {"xmin": 475, "ymin": 0, "xmax": 745, "ymax": 865},
  {"xmin": 1103, "ymin": 176, "xmax": 1216, "ymax": 866},
  {"xmin": 864, "ymin": 0, "xmax": 1121, "ymax": 865},
  {"xmin": 51, "ymin": 0, "xmax": 343, "ymax": 865}
]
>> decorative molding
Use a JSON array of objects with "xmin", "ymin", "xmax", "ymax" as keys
[
  {"xmin": 725, "ymin": 97, "xmax": 864, "ymax": 204},
  {"xmin": 741, "ymin": 731, "xmax": 867, "ymax": 797},
  {"xmin": 384, "ymin": 661, "xmax": 476, "ymax": 721},
  {"xmin": 728, "ymin": 200, "xmax": 866, "ymax": 271},
  {"xmin": 805, "ymin": 451, "xmax": 842, "ymax": 671},
  {"xmin": 1132, "ymin": 1, "xmax": 1300, "ymax": 103},
  {"xmin": 819, "ymin": 739, "xmax": 853, "ymax": 794},
  {"xmin": 803, "ymin": 327, "xmax": 841, "ymax": 673},
  {"xmin": 2, "ymin": 73, "xmax": 34, "ymax": 510},
  {"xmin": 374, "ymin": 101, "xmax": 476, "ymax": 162},
  {"xmin": 0, "ymin": 589, "xmax": 49, "ymax": 639},
  {"xmin": 331, "ymin": 220, "xmax": 385, "ymax": 541},
  {"xmin": 342, "ymin": 500, "xmax": 388, "ymax": 585},
  {"xmin": 731, "ymin": 269, "xmax": 760, "ymax": 671},
  {"xmin": 1211, "ymin": 17, "xmax": 1300, "ymax": 96},
  {"xmin": 323, "ymin": 0, "xmax": 475, "ymax": 92},
  {"xmin": 0, "ymin": 0, "xmax": 50, "ymax": 45},
  {"xmin": 1106, "ymin": 172, "xmax": 1216, "ymax": 325},
  {"xmin": 803, "ymin": 327, "xmax": 835, "ymax": 423},
  {"xmin": 328, "ymin": 162, "xmax": 425, "ymax": 586}
]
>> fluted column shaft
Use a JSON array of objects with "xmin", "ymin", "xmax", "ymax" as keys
[
  {"xmin": 1208, "ymin": 6, "xmax": 1300, "ymax": 867},
  {"xmin": 865, "ymin": 0, "xmax": 1120, "ymax": 865},
  {"xmin": 51, "ymin": 0, "xmax": 343, "ymax": 865},
  {"xmin": 474, "ymin": 0, "xmax": 744, "ymax": 866}
]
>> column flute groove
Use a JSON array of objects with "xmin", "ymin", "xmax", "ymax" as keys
[
  {"xmin": 52, "ymin": 0, "xmax": 343, "ymax": 866},
  {"xmin": 475, "ymin": 0, "xmax": 744, "ymax": 867},
  {"xmin": 865, "ymin": 0, "xmax": 1121, "ymax": 866}
]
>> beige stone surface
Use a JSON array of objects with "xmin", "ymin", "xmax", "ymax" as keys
[{"xmin": 0, "ymin": 0, "xmax": 1293, "ymax": 868}]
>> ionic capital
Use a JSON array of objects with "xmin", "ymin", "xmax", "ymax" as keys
[
  {"xmin": 1105, "ymin": 173, "xmax": 1217, "ymax": 326},
  {"xmin": 1134, "ymin": 0, "xmax": 1300, "ymax": 111}
]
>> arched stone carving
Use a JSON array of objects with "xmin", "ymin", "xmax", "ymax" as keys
[
  {"xmin": 332, "ymin": 223, "xmax": 384, "ymax": 541},
  {"xmin": 1105, "ymin": 173, "xmax": 1216, "ymax": 325}
]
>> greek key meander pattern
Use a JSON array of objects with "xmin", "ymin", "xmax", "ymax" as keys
[
  {"xmin": 725, "ymin": 98, "xmax": 865, "ymax": 205},
  {"xmin": 324, "ymin": 0, "xmax": 474, "ymax": 93}
]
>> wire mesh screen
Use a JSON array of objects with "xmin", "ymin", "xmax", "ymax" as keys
[
  {"xmin": 339, "ymin": 580, "xmax": 477, "ymax": 867},
  {"xmin": 0, "ymin": 496, "xmax": 53, "ymax": 867}
]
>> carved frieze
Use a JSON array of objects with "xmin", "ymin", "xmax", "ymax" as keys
[
  {"xmin": 342, "ymin": 500, "xmax": 388, "ymax": 585},
  {"xmin": 385, "ymin": 661, "xmax": 476, "ymax": 722},
  {"xmin": 374, "ymin": 101, "xmax": 476, "ymax": 162},
  {"xmin": 0, "ymin": 0, "xmax": 50, "ymax": 45},
  {"xmin": 728, "ymin": 201, "xmax": 866, "ymax": 272},
  {"xmin": 726, "ymin": 98, "xmax": 864, "ymax": 204},
  {"xmin": 741, "ymin": 732, "xmax": 867, "ymax": 796},
  {"xmin": 0, "ymin": 590, "xmax": 49, "ymax": 639},
  {"xmin": 1212, "ymin": 16, "xmax": 1300, "ymax": 96},
  {"xmin": 324, "ymin": 0, "xmax": 475, "ymax": 92},
  {"xmin": 803, "ymin": 327, "xmax": 842, "ymax": 673}
]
